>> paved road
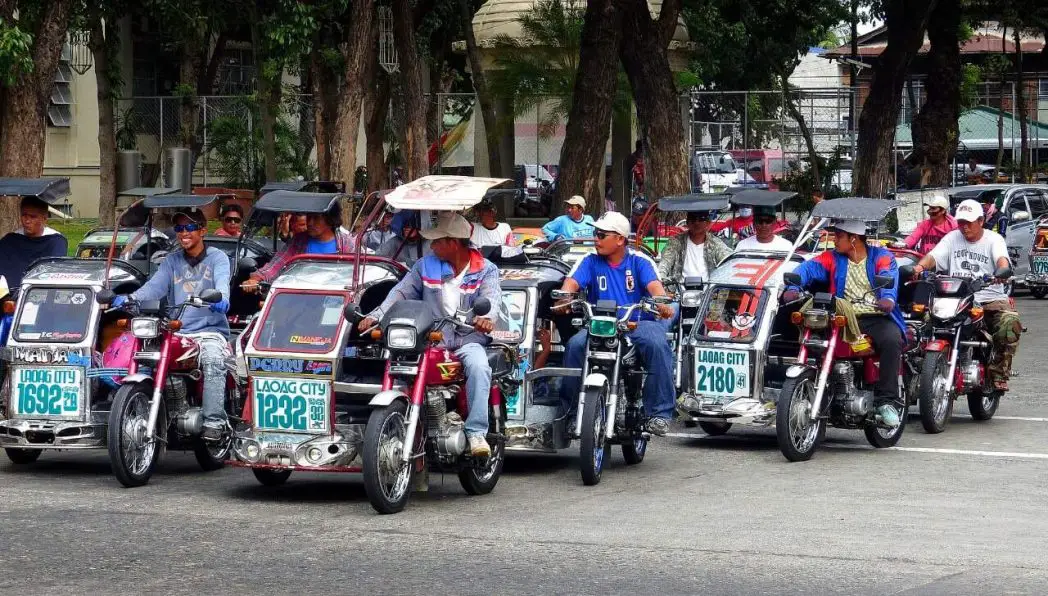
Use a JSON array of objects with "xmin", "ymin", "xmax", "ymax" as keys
[{"xmin": 4, "ymin": 296, "xmax": 1048, "ymax": 594}]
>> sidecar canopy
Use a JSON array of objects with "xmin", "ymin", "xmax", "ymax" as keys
[
  {"xmin": 142, "ymin": 194, "xmax": 220, "ymax": 210},
  {"xmin": 383, "ymin": 175, "xmax": 512, "ymax": 211},
  {"xmin": 259, "ymin": 180, "xmax": 347, "ymax": 196},
  {"xmin": 811, "ymin": 197, "xmax": 905, "ymax": 222},
  {"xmin": 657, "ymin": 193, "xmax": 731, "ymax": 213},
  {"xmin": 727, "ymin": 189, "xmax": 799, "ymax": 208},
  {"xmin": 0, "ymin": 177, "xmax": 71, "ymax": 204}
]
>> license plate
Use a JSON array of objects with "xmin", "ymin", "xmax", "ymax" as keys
[
  {"xmin": 252, "ymin": 376, "xmax": 331, "ymax": 433},
  {"xmin": 10, "ymin": 367, "xmax": 82, "ymax": 418},
  {"xmin": 694, "ymin": 349, "xmax": 749, "ymax": 399},
  {"xmin": 1032, "ymin": 255, "xmax": 1048, "ymax": 274}
]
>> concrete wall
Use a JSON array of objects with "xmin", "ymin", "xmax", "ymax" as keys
[{"xmin": 43, "ymin": 50, "xmax": 102, "ymax": 218}]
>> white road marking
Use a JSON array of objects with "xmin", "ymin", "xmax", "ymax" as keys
[{"xmin": 992, "ymin": 416, "xmax": 1048, "ymax": 423}]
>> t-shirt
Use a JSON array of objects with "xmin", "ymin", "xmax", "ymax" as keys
[
  {"xmin": 568, "ymin": 250, "xmax": 660, "ymax": 321},
  {"xmin": 682, "ymin": 239, "xmax": 708, "ymax": 280},
  {"xmin": 927, "ymin": 229, "xmax": 1010, "ymax": 303},
  {"xmin": 735, "ymin": 235, "xmax": 793, "ymax": 253},
  {"xmin": 306, "ymin": 237, "xmax": 339, "ymax": 254},
  {"xmin": 542, "ymin": 214, "xmax": 596, "ymax": 241},
  {"xmin": 442, "ymin": 267, "xmax": 468, "ymax": 316},
  {"xmin": 843, "ymin": 258, "xmax": 876, "ymax": 315},
  {"xmin": 471, "ymin": 222, "xmax": 513, "ymax": 247}
]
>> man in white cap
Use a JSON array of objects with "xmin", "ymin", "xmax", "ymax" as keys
[
  {"xmin": 913, "ymin": 199, "xmax": 1020, "ymax": 391},
  {"xmin": 897, "ymin": 191, "xmax": 956, "ymax": 254},
  {"xmin": 783, "ymin": 218, "xmax": 905, "ymax": 428},
  {"xmin": 358, "ymin": 212, "xmax": 502, "ymax": 456},
  {"xmin": 554, "ymin": 211, "xmax": 677, "ymax": 436},
  {"xmin": 542, "ymin": 195, "xmax": 595, "ymax": 242}
]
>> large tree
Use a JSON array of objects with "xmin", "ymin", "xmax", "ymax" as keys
[
  {"xmin": 391, "ymin": 0, "xmax": 431, "ymax": 180},
  {"xmin": 89, "ymin": 2, "xmax": 126, "ymax": 226},
  {"xmin": 329, "ymin": 0, "xmax": 377, "ymax": 188},
  {"xmin": 909, "ymin": 0, "xmax": 962, "ymax": 187}
]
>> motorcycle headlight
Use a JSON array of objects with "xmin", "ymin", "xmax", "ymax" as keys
[
  {"xmin": 589, "ymin": 317, "xmax": 617, "ymax": 338},
  {"xmin": 681, "ymin": 290, "xmax": 703, "ymax": 308},
  {"xmin": 386, "ymin": 326, "xmax": 416, "ymax": 350},
  {"xmin": 803, "ymin": 310, "xmax": 829, "ymax": 330},
  {"xmin": 131, "ymin": 317, "xmax": 159, "ymax": 339},
  {"xmin": 931, "ymin": 298, "xmax": 962, "ymax": 320}
]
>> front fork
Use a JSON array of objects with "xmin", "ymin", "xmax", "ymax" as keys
[
  {"xmin": 942, "ymin": 327, "xmax": 962, "ymax": 396},
  {"xmin": 400, "ymin": 350, "xmax": 432, "ymax": 464},
  {"xmin": 144, "ymin": 335, "xmax": 173, "ymax": 440},
  {"xmin": 572, "ymin": 347, "xmax": 623, "ymax": 440},
  {"xmin": 807, "ymin": 326, "xmax": 840, "ymax": 421}
]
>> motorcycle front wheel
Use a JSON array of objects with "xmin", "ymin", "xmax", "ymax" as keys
[
  {"xmin": 579, "ymin": 386, "xmax": 610, "ymax": 485},
  {"xmin": 362, "ymin": 401, "xmax": 414, "ymax": 514},
  {"xmin": 967, "ymin": 390, "xmax": 1000, "ymax": 421},
  {"xmin": 917, "ymin": 351, "xmax": 953, "ymax": 434},
  {"xmin": 107, "ymin": 382, "xmax": 166, "ymax": 488},
  {"xmin": 775, "ymin": 370, "xmax": 823, "ymax": 462}
]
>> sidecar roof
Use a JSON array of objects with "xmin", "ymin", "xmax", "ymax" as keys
[
  {"xmin": 0, "ymin": 177, "xmax": 71, "ymax": 203},
  {"xmin": 254, "ymin": 190, "xmax": 343, "ymax": 214},
  {"xmin": 811, "ymin": 197, "xmax": 904, "ymax": 221},
  {"xmin": 727, "ymin": 189, "xmax": 798, "ymax": 207},
  {"xmin": 383, "ymin": 175, "xmax": 512, "ymax": 211},
  {"xmin": 657, "ymin": 194, "xmax": 730, "ymax": 212}
]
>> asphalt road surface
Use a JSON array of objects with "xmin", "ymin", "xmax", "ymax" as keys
[{"xmin": 4, "ymin": 296, "xmax": 1048, "ymax": 595}]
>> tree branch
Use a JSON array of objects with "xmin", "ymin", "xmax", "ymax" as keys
[
  {"xmin": 199, "ymin": 31, "xmax": 229, "ymax": 95},
  {"xmin": 655, "ymin": 0, "xmax": 680, "ymax": 46}
]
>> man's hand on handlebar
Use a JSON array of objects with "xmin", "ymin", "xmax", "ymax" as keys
[
  {"xmin": 357, "ymin": 316, "xmax": 378, "ymax": 333},
  {"xmin": 655, "ymin": 303, "xmax": 674, "ymax": 320},
  {"xmin": 241, "ymin": 277, "xmax": 262, "ymax": 294},
  {"xmin": 781, "ymin": 289, "xmax": 801, "ymax": 303},
  {"xmin": 473, "ymin": 317, "xmax": 494, "ymax": 334}
]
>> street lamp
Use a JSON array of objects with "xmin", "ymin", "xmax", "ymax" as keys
[{"xmin": 69, "ymin": 30, "xmax": 94, "ymax": 75}]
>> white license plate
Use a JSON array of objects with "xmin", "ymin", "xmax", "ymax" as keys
[
  {"xmin": 11, "ymin": 367, "xmax": 83, "ymax": 418},
  {"xmin": 694, "ymin": 349, "xmax": 750, "ymax": 398},
  {"xmin": 252, "ymin": 376, "xmax": 331, "ymax": 433},
  {"xmin": 1032, "ymin": 255, "xmax": 1048, "ymax": 274}
]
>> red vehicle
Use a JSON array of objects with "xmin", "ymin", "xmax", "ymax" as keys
[{"xmin": 730, "ymin": 149, "xmax": 787, "ymax": 191}]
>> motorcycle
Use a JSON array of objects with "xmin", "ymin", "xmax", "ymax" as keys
[
  {"xmin": 908, "ymin": 267, "xmax": 1012, "ymax": 432},
  {"xmin": 552, "ymin": 290, "xmax": 672, "ymax": 485},
  {"xmin": 350, "ymin": 297, "xmax": 514, "ymax": 514},
  {"xmin": 96, "ymin": 288, "xmax": 243, "ymax": 487}
]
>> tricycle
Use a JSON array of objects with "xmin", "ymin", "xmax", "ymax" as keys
[
  {"xmin": 75, "ymin": 187, "xmax": 180, "ymax": 275},
  {"xmin": 1025, "ymin": 215, "xmax": 1048, "ymax": 299}
]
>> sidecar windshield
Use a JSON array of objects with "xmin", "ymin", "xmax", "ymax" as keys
[
  {"xmin": 253, "ymin": 291, "xmax": 346, "ymax": 353},
  {"xmin": 692, "ymin": 286, "xmax": 768, "ymax": 343},
  {"xmin": 490, "ymin": 289, "xmax": 528, "ymax": 343},
  {"xmin": 14, "ymin": 287, "xmax": 94, "ymax": 343}
]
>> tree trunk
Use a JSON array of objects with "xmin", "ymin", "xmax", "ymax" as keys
[
  {"xmin": 782, "ymin": 80, "xmax": 821, "ymax": 189},
  {"xmin": 0, "ymin": 0, "xmax": 74, "ymax": 234},
  {"xmin": 460, "ymin": 0, "xmax": 502, "ymax": 176},
  {"xmin": 310, "ymin": 49, "xmax": 334, "ymax": 180},
  {"xmin": 996, "ymin": 28, "xmax": 1007, "ymax": 177},
  {"xmin": 557, "ymin": 0, "xmax": 624, "ymax": 210},
  {"xmin": 365, "ymin": 73, "xmax": 391, "ymax": 193},
  {"xmin": 91, "ymin": 17, "xmax": 119, "ymax": 226},
  {"xmin": 392, "ymin": 0, "xmax": 429, "ymax": 180},
  {"xmin": 178, "ymin": 39, "xmax": 204, "ymax": 150},
  {"xmin": 910, "ymin": 0, "xmax": 960, "ymax": 187},
  {"xmin": 330, "ymin": 0, "xmax": 376, "ymax": 188},
  {"xmin": 617, "ymin": 0, "xmax": 688, "ymax": 203},
  {"xmin": 1014, "ymin": 28, "xmax": 1029, "ymax": 182},
  {"xmin": 249, "ymin": 5, "xmax": 279, "ymax": 182},
  {"xmin": 853, "ymin": 0, "xmax": 937, "ymax": 197}
]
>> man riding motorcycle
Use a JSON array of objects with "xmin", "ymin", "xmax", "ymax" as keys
[
  {"xmin": 783, "ymin": 219, "xmax": 904, "ymax": 427},
  {"xmin": 357, "ymin": 213, "xmax": 501, "ymax": 456},
  {"xmin": 912, "ymin": 199, "xmax": 1020, "ymax": 391},
  {"xmin": 555, "ymin": 212, "xmax": 676, "ymax": 436},
  {"xmin": 112, "ymin": 209, "xmax": 232, "ymax": 440}
]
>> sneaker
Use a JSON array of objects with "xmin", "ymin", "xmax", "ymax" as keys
[
  {"xmin": 468, "ymin": 434, "xmax": 491, "ymax": 457},
  {"xmin": 876, "ymin": 405, "xmax": 901, "ymax": 428},
  {"xmin": 644, "ymin": 417, "xmax": 670, "ymax": 437},
  {"xmin": 201, "ymin": 422, "xmax": 225, "ymax": 442},
  {"xmin": 678, "ymin": 396, "xmax": 702, "ymax": 412}
]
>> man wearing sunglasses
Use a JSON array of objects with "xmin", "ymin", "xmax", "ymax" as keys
[
  {"xmin": 734, "ymin": 206, "xmax": 793, "ymax": 253},
  {"xmin": 112, "ymin": 209, "xmax": 232, "ymax": 440},
  {"xmin": 555, "ymin": 212, "xmax": 677, "ymax": 436},
  {"xmin": 896, "ymin": 193, "xmax": 956, "ymax": 255},
  {"xmin": 658, "ymin": 210, "xmax": 730, "ymax": 284},
  {"xmin": 215, "ymin": 203, "xmax": 244, "ymax": 237}
]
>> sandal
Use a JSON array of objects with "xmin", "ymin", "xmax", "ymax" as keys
[{"xmin": 993, "ymin": 378, "xmax": 1009, "ymax": 392}]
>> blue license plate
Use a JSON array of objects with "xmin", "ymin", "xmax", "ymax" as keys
[
  {"xmin": 1032, "ymin": 255, "xmax": 1048, "ymax": 274},
  {"xmin": 252, "ymin": 376, "xmax": 331, "ymax": 433},
  {"xmin": 11, "ymin": 367, "xmax": 82, "ymax": 418}
]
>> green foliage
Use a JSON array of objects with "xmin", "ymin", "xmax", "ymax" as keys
[
  {"xmin": 115, "ymin": 106, "xmax": 139, "ymax": 151},
  {"xmin": 0, "ymin": 18, "xmax": 34, "ymax": 87},
  {"xmin": 959, "ymin": 63, "xmax": 981, "ymax": 111},
  {"xmin": 778, "ymin": 147, "xmax": 849, "ymax": 213}
]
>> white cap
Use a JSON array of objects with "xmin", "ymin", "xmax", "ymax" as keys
[
  {"xmin": 565, "ymin": 195, "xmax": 586, "ymax": 208},
  {"xmin": 420, "ymin": 212, "xmax": 473, "ymax": 240},
  {"xmin": 955, "ymin": 199, "xmax": 984, "ymax": 222},
  {"xmin": 592, "ymin": 211, "xmax": 631, "ymax": 237},
  {"xmin": 829, "ymin": 219, "xmax": 867, "ymax": 235},
  {"xmin": 926, "ymin": 192, "xmax": 949, "ymax": 210}
]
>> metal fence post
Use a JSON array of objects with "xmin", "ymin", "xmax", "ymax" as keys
[
  {"xmin": 202, "ymin": 97, "xmax": 208, "ymax": 186},
  {"xmin": 159, "ymin": 97, "xmax": 165, "ymax": 183}
]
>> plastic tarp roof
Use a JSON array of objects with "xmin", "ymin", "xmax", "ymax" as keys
[
  {"xmin": 384, "ymin": 175, "xmax": 512, "ymax": 210},
  {"xmin": 811, "ymin": 197, "xmax": 904, "ymax": 221},
  {"xmin": 0, "ymin": 177, "xmax": 71, "ymax": 203},
  {"xmin": 253, "ymin": 191, "xmax": 342, "ymax": 213}
]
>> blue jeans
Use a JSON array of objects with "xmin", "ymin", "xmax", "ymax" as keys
[
  {"xmin": 561, "ymin": 320, "xmax": 676, "ymax": 421},
  {"xmin": 185, "ymin": 333, "xmax": 229, "ymax": 425},
  {"xmin": 455, "ymin": 343, "xmax": 492, "ymax": 438}
]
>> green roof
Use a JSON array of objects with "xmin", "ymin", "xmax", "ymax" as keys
[{"xmin": 895, "ymin": 106, "xmax": 1048, "ymax": 150}]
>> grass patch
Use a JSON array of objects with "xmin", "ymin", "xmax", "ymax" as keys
[{"xmin": 50, "ymin": 218, "xmax": 224, "ymax": 256}]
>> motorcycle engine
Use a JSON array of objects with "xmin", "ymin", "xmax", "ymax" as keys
[
  {"xmin": 830, "ymin": 362, "xmax": 854, "ymax": 399},
  {"xmin": 426, "ymin": 386, "xmax": 466, "ymax": 457},
  {"xmin": 959, "ymin": 359, "xmax": 983, "ymax": 392},
  {"xmin": 829, "ymin": 362, "xmax": 873, "ymax": 419}
]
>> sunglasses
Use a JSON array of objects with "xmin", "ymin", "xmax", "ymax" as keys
[
  {"xmin": 174, "ymin": 223, "xmax": 203, "ymax": 233},
  {"xmin": 224, "ymin": 217, "xmax": 242, "ymax": 223},
  {"xmin": 755, "ymin": 217, "xmax": 776, "ymax": 225},
  {"xmin": 594, "ymin": 230, "xmax": 620, "ymax": 240}
]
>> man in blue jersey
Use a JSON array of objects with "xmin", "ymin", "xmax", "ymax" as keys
[
  {"xmin": 542, "ymin": 195, "xmax": 595, "ymax": 241},
  {"xmin": 554, "ymin": 211, "xmax": 676, "ymax": 436}
]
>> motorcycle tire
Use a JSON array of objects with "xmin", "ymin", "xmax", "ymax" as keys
[
  {"xmin": 917, "ymin": 351, "xmax": 953, "ymax": 434},
  {"xmin": 362, "ymin": 400, "xmax": 414, "ymax": 514},
  {"xmin": 775, "ymin": 370, "xmax": 822, "ymax": 462},
  {"xmin": 107, "ymin": 382, "xmax": 167, "ymax": 488},
  {"xmin": 698, "ymin": 421, "xmax": 732, "ymax": 436},
  {"xmin": 967, "ymin": 390, "xmax": 1000, "ymax": 421},
  {"xmin": 4, "ymin": 448, "xmax": 41, "ymax": 464},
  {"xmin": 252, "ymin": 468, "xmax": 292, "ymax": 486},
  {"xmin": 579, "ymin": 386, "xmax": 609, "ymax": 486},
  {"xmin": 458, "ymin": 437, "xmax": 505, "ymax": 496},
  {"xmin": 1030, "ymin": 287, "xmax": 1048, "ymax": 300},
  {"xmin": 864, "ymin": 402, "xmax": 906, "ymax": 448},
  {"xmin": 193, "ymin": 437, "xmax": 229, "ymax": 472}
]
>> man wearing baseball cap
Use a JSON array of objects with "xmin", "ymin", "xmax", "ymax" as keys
[
  {"xmin": 914, "ymin": 199, "xmax": 1020, "ymax": 391},
  {"xmin": 734, "ymin": 205, "xmax": 793, "ymax": 253},
  {"xmin": 897, "ymin": 192, "xmax": 956, "ymax": 254},
  {"xmin": 542, "ymin": 195, "xmax": 595, "ymax": 242},
  {"xmin": 554, "ymin": 211, "xmax": 677, "ymax": 436},
  {"xmin": 111, "ymin": 208, "xmax": 233, "ymax": 440},
  {"xmin": 358, "ymin": 212, "xmax": 502, "ymax": 457},
  {"xmin": 784, "ymin": 218, "xmax": 906, "ymax": 427}
]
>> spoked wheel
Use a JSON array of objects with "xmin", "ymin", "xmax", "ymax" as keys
[
  {"xmin": 107, "ymin": 382, "xmax": 166, "ymax": 488},
  {"xmin": 579, "ymin": 386, "xmax": 609, "ymax": 485},
  {"xmin": 865, "ymin": 401, "xmax": 907, "ymax": 448},
  {"xmin": 193, "ymin": 434, "xmax": 230, "ymax": 471},
  {"xmin": 459, "ymin": 436, "xmax": 505, "ymax": 495},
  {"xmin": 917, "ymin": 351, "xmax": 953, "ymax": 434},
  {"xmin": 621, "ymin": 400, "xmax": 648, "ymax": 465},
  {"xmin": 252, "ymin": 468, "xmax": 292, "ymax": 486},
  {"xmin": 1030, "ymin": 286, "xmax": 1047, "ymax": 299},
  {"xmin": 698, "ymin": 421, "xmax": 733, "ymax": 436},
  {"xmin": 967, "ymin": 390, "xmax": 1000, "ymax": 421},
  {"xmin": 4, "ymin": 448, "xmax": 41, "ymax": 464},
  {"xmin": 775, "ymin": 371, "xmax": 823, "ymax": 462},
  {"xmin": 362, "ymin": 401, "xmax": 414, "ymax": 514}
]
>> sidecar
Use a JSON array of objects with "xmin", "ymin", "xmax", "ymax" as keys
[{"xmin": 1026, "ymin": 216, "xmax": 1048, "ymax": 299}]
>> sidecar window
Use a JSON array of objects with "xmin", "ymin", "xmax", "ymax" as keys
[
  {"xmin": 490, "ymin": 290, "xmax": 528, "ymax": 343},
  {"xmin": 253, "ymin": 291, "xmax": 346, "ymax": 353},
  {"xmin": 692, "ymin": 286, "xmax": 767, "ymax": 343},
  {"xmin": 14, "ymin": 287, "xmax": 94, "ymax": 343}
]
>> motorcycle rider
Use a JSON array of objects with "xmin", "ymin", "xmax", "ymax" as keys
[
  {"xmin": 357, "ymin": 213, "xmax": 501, "ymax": 457},
  {"xmin": 911, "ymin": 199, "xmax": 1020, "ymax": 391},
  {"xmin": 658, "ymin": 210, "xmax": 731, "ymax": 282},
  {"xmin": 243, "ymin": 202, "xmax": 353, "ymax": 292},
  {"xmin": 111, "ymin": 208, "xmax": 232, "ymax": 440},
  {"xmin": 897, "ymin": 193, "xmax": 956, "ymax": 254},
  {"xmin": 783, "ymin": 219, "xmax": 905, "ymax": 427},
  {"xmin": 555, "ymin": 212, "xmax": 677, "ymax": 436},
  {"xmin": 470, "ymin": 199, "xmax": 515, "ymax": 247},
  {"xmin": 733, "ymin": 206, "xmax": 793, "ymax": 252},
  {"xmin": 542, "ymin": 196, "xmax": 595, "ymax": 242}
]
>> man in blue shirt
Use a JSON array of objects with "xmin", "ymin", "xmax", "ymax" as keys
[
  {"xmin": 542, "ymin": 195, "xmax": 595, "ymax": 242},
  {"xmin": 555, "ymin": 211, "xmax": 677, "ymax": 435}
]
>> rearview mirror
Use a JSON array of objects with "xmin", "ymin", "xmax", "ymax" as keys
[
  {"xmin": 237, "ymin": 257, "xmax": 258, "ymax": 273},
  {"xmin": 783, "ymin": 272, "xmax": 802, "ymax": 286},
  {"xmin": 472, "ymin": 297, "xmax": 491, "ymax": 317},
  {"xmin": 343, "ymin": 303, "xmax": 362, "ymax": 323},
  {"xmin": 199, "ymin": 289, "xmax": 223, "ymax": 304},
  {"xmin": 96, "ymin": 288, "xmax": 115, "ymax": 304},
  {"xmin": 873, "ymin": 274, "xmax": 894, "ymax": 289},
  {"xmin": 994, "ymin": 265, "xmax": 1013, "ymax": 280},
  {"xmin": 1011, "ymin": 210, "xmax": 1031, "ymax": 223}
]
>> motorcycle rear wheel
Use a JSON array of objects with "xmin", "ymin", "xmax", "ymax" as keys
[
  {"xmin": 459, "ymin": 437, "xmax": 505, "ymax": 495},
  {"xmin": 864, "ymin": 402, "xmax": 906, "ymax": 448},
  {"xmin": 4, "ymin": 448, "xmax": 41, "ymax": 464},
  {"xmin": 775, "ymin": 371, "xmax": 822, "ymax": 462},
  {"xmin": 1030, "ymin": 287, "xmax": 1048, "ymax": 299},
  {"xmin": 579, "ymin": 386, "xmax": 609, "ymax": 485},
  {"xmin": 252, "ymin": 468, "xmax": 292, "ymax": 486},
  {"xmin": 362, "ymin": 401, "xmax": 414, "ymax": 514},
  {"xmin": 193, "ymin": 437, "xmax": 230, "ymax": 472},
  {"xmin": 108, "ymin": 382, "xmax": 166, "ymax": 488},
  {"xmin": 967, "ymin": 390, "xmax": 1000, "ymax": 421},
  {"xmin": 917, "ymin": 351, "xmax": 953, "ymax": 434}
]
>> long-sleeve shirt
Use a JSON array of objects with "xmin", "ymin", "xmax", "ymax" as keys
[
  {"xmin": 903, "ymin": 215, "xmax": 957, "ymax": 254},
  {"xmin": 131, "ymin": 247, "xmax": 231, "ymax": 336},
  {"xmin": 542, "ymin": 214, "xmax": 595, "ymax": 242}
]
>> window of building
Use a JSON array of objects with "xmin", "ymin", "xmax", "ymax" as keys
[
  {"xmin": 1039, "ymin": 78, "xmax": 1048, "ymax": 98},
  {"xmin": 47, "ymin": 43, "xmax": 73, "ymax": 128},
  {"xmin": 216, "ymin": 46, "xmax": 255, "ymax": 95}
]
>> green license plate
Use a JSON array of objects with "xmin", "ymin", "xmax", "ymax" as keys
[
  {"xmin": 252, "ymin": 376, "xmax": 331, "ymax": 433},
  {"xmin": 1032, "ymin": 255, "xmax": 1048, "ymax": 274},
  {"xmin": 694, "ymin": 349, "xmax": 749, "ymax": 398},
  {"xmin": 11, "ymin": 367, "xmax": 82, "ymax": 418}
]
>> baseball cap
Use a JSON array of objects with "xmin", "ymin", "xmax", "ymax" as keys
[
  {"xmin": 420, "ymin": 212, "xmax": 473, "ymax": 240},
  {"xmin": 828, "ymin": 219, "xmax": 866, "ymax": 235},
  {"xmin": 565, "ymin": 195, "xmax": 586, "ymax": 209},
  {"xmin": 754, "ymin": 205, "xmax": 777, "ymax": 219},
  {"xmin": 592, "ymin": 211, "xmax": 631, "ymax": 237},
  {"xmin": 926, "ymin": 192, "xmax": 949, "ymax": 210},
  {"xmin": 955, "ymin": 199, "xmax": 984, "ymax": 222},
  {"xmin": 174, "ymin": 208, "xmax": 207, "ymax": 226}
]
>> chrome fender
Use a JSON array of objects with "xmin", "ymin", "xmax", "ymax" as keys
[
  {"xmin": 368, "ymin": 389, "xmax": 409, "ymax": 408},
  {"xmin": 583, "ymin": 372, "xmax": 609, "ymax": 389},
  {"xmin": 785, "ymin": 365, "xmax": 814, "ymax": 379},
  {"xmin": 120, "ymin": 373, "xmax": 154, "ymax": 386}
]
